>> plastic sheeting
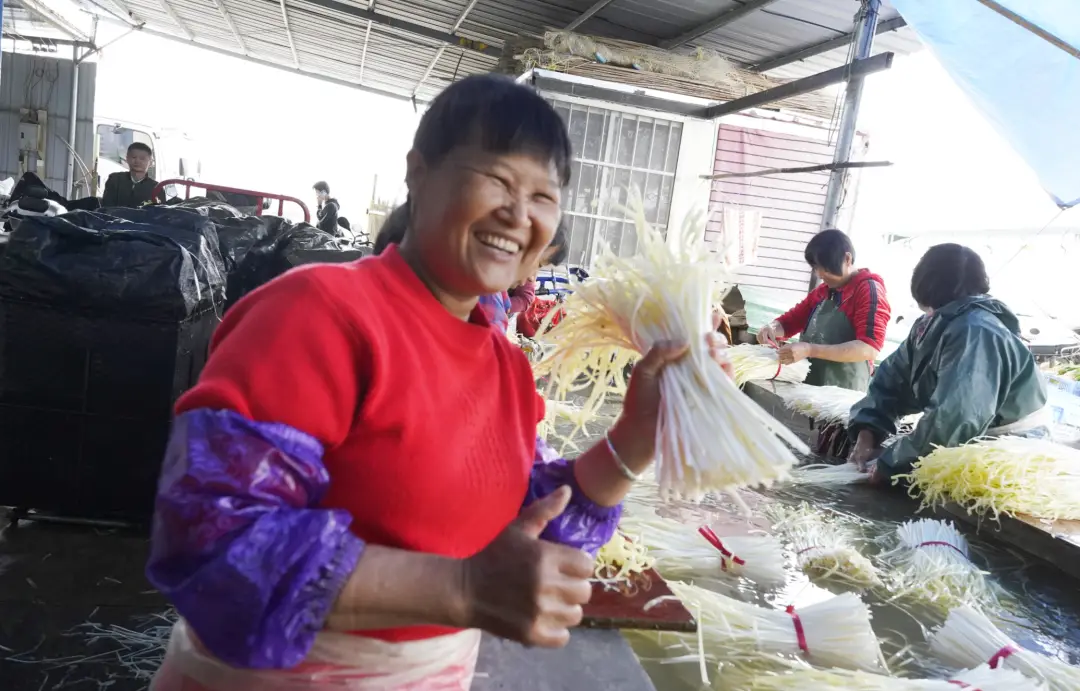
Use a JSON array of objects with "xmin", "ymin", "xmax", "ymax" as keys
[
  {"xmin": 891, "ymin": 0, "xmax": 1080, "ymax": 208},
  {"xmin": 0, "ymin": 209, "xmax": 226, "ymax": 320}
]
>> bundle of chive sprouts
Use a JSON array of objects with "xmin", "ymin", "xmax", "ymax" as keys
[
  {"xmin": 787, "ymin": 462, "xmax": 869, "ymax": 486},
  {"xmin": 535, "ymin": 200, "xmax": 807, "ymax": 498},
  {"xmin": 727, "ymin": 344, "xmax": 811, "ymax": 387},
  {"xmin": 930, "ymin": 606, "xmax": 1080, "ymax": 691},
  {"xmin": 777, "ymin": 383, "xmax": 923, "ymax": 427},
  {"xmin": 766, "ymin": 502, "xmax": 881, "ymax": 588},
  {"xmin": 745, "ymin": 664, "xmax": 1046, "ymax": 690},
  {"xmin": 666, "ymin": 581, "xmax": 886, "ymax": 673},
  {"xmin": 876, "ymin": 519, "xmax": 999, "ymax": 613},
  {"xmin": 618, "ymin": 511, "xmax": 786, "ymax": 587},
  {"xmin": 900, "ymin": 437, "xmax": 1080, "ymax": 521},
  {"xmin": 778, "ymin": 384, "xmax": 866, "ymax": 424}
]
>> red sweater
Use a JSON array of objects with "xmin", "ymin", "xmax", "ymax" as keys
[
  {"xmin": 176, "ymin": 245, "xmax": 541, "ymax": 642},
  {"xmin": 774, "ymin": 269, "xmax": 890, "ymax": 350}
]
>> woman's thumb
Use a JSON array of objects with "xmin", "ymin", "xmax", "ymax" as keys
[{"xmin": 518, "ymin": 485, "xmax": 572, "ymax": 538}]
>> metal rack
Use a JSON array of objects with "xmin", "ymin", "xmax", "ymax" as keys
[{"xmin": 152, "ymin": 179, "xmax": 312, "ymax": 224}]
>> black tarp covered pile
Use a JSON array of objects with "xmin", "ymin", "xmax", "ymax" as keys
[
  {"xmin": 225, "ymin": 217, "xmax": 350, "ymax": 307},
  {"xmin": 0, "ymin": 202, "xmax": 364, "ymax": 318},
  {"xmin": 0, "ymin": 208, "xmax": 227, "ymax": 320}
]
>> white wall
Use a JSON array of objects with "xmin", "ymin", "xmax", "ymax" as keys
[
  {"xmin": 666, "ymin": 116, "xmax": 720, "ymax": 252},
  {"xmin": 0, "ymin": 50, "xmax": 96, "ymax": 197}
]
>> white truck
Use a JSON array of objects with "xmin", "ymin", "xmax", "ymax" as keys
[{"xmin": 88, "ymin": 118, "xmax": 202, "ymax": 200}]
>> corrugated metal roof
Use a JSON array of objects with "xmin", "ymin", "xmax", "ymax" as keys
[{"xmin": 10, "ymin": 0, "xmax": 922, "ymax": 103}]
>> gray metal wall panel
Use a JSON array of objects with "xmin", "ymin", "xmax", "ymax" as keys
[
  {"xmin": 0, "ymin": 50, "xmax": 97, "ymax": 195},
  {"xmin": 706, "ymin": 123, "xmax": 837, "ymax": 304}
]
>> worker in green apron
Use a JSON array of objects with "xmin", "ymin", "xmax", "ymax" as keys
[{"xmin": 757, "ymin": 229, "xmax": 891, "ymax": 392}]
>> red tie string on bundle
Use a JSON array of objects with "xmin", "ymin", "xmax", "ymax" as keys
[
  {"xmin": 916, "ymin": 540, "xmax": 970, "ymax": 559},
  {"xmin": 766, "ymin": 502, "xmax": 882, "ymax": 588},
  {"xmin": 770, "ymin": 360, "xmax": 783, "ymax": 381},
  {"xmin": 931, "ymin": 605, "xmax": 1080, "ymax": 691},
  {"xmin": 697, "ymin": 526, "xmax": 745, "ymax": 571},
  {"xmin": 616, "ymin": 512, "xmax": 786, "ymax": 587},
  {"xmin": 665, "ymin": 582, "xmax": 885, "ymax": 673},
  {"xmin": 878, "ymin": 519, "xmax": 1000, "ymax": 613},
  {"xmin": 727, "ymin": 343, "xmax": 811, "ymax": 387},
  {"xmin": 784, "ymin": 605, "xmax": 809, "ymax": 655},
  {"xmin": 987, "ymin": 644, "xmax": 1018, "ymax": 670}
]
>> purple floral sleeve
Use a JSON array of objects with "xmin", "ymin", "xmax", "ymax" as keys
[
  {"xmin": 146, "ymin": 409, "xmax": 364, "ymax": 669},
  {"xmin": 525, "ymin": 436, "xmax": 622, "ymax": 556}
]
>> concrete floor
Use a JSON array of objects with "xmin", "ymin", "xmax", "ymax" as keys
[
  {"xmin": 0, "ymin": 512, "xmax": 655, "ymax": 691},
  {"xmin": 0, "ymin": 395, "xmax": 655, "ymax": 691},
  {"xmin": 0, "ymin": 515, "xmax": 165, "ymax": 690}
]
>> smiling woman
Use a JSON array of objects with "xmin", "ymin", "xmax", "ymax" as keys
[{"xmin": 144, "ymin": 74, "xmax": 732, "ymax": 691}]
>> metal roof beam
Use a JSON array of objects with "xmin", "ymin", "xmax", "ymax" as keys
[
  {"xmin": 413, "ymin": 0, "xmax": 480, "ymax": 96},
  {"xmin": 701, "ymin": 51, "xmax": 894, "ymax": 119},
  {"xmin": 659, "ymin": 0, "xmax": 781, "ymax": 50},
  {"xmin": 211, "ymin": 0, "xmax": 249, "ymax": 54},
  {"xmin": 974, "ymin": 0, "xmax": 1080, "ymax": 61},
  {"xmin": 17, "ymin": 0, "xmax": 92, "ymax": 42},
  {"xmin": 299, "ymin": 0, "xmax": 501, "ymax": 57},
  {"xmin": 358, "ymin": 0, "xmax": 374, "ymax": 84},
  {"xmin": 100, "ymin": 18, "xmax": 427, "ymax": 103},
  {"xmin": 565, "ymin": 0, "xmax": 618, "ymax": 32},
  {"xmin": 98, "ymin": 0, "xmax": 141, "ymax": 26},
  {"xmin": 1, "ymin": 32, "xmax": 95, "ymax": 48},
  {"xmin": 752, "ymin": 16, "xmax": 906, "ymax": 73},
  {"xmin": 359, "ymin": 20, "xmax": 372, "ymax": 82},
  {"xmin": 529, "ymin": 74, "xmax": 708, "ymax": 117},
  {"xmin": 156, "ymin": 0, "xmax": 195, "ymax": 40},
  {"xmin": 280, "ymin": 0, "xmax": 301, "ymax": 68}
]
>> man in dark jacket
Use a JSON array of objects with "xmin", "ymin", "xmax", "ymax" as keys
[
  {"xmin": 848, "ymin": 243, "xmax": 1048, "ymax": 484},
  {"xmin": 313, "ymin": 181, "xmax": 343, "ymax": 236},
  {"xmin": 101, "ymin": 142, "xmax": 161, "ymax": 208}
]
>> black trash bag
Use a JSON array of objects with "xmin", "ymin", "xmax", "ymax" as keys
[
  {"xmin": 213, "ymin": 215, "xmax": 290, "ymax": 273},
  {"xmin": 164, "ymin": 197, "xmax": 244, "ymax": 220},
  {"xmin": 6, "ymin": 172, "xmax": 100, "ymax": 211},
  {"xmin": 0, "ymin": 209, "xmax": 227, "ymax": 320},
  {"xmin": 226, "ymin": 221, "xmax": 345, "ymax": 308},
  {"xmin": 114, "ymin": 200, "xmax": 271, "ymax": 272}
]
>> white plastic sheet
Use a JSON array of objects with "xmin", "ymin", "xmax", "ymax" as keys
[{"xmin": 151, "ymin": 619, "xmax": 482, "ymax": 691}]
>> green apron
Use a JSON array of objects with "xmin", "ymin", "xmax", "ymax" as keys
[{"xmin": 799, "ymin": 293, "xmax": 871, "ymax": 391}]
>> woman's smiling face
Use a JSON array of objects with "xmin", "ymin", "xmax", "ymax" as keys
[{"xmin": 404, "ymin": 145, "xmax": 563, "ymax": 299}]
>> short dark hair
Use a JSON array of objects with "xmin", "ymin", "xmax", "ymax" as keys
[
  {"xmin": 373, "ymin": 203, "xmax": 409, "ymax": 255},
  {"xmin": 804, "ymin": 229, "xmax": 855, "ymax": 275},
  {"xmin": 911, "ymin": 243, "xmax": 990, "ymax": 309},
  {"xmin": 313, "ymin": 181, "xmax": 330, "ymax": 194},
  {"xmin": 412, "ymin": 74, "xmax": 572, "ymax": 187},
  {"xmin": 545, "ymin": 219, "xmax": 569, "ymax": 267},
  {"xmin": 128, "ymin": 142, "xmax": 153, "ymax": 157},
  {"xmin": 381, "ymin": 74, "xmax": 572, "ymax": 257}
]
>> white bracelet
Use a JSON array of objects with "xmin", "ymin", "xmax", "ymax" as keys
[{"xmin": 605, "ymin": 432, "xmax": 639, "ymax": 482}]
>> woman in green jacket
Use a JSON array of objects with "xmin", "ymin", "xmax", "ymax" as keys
[{"xmin": 849, "ymin": 243, "xmax": 1048, "ymax": 484}]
